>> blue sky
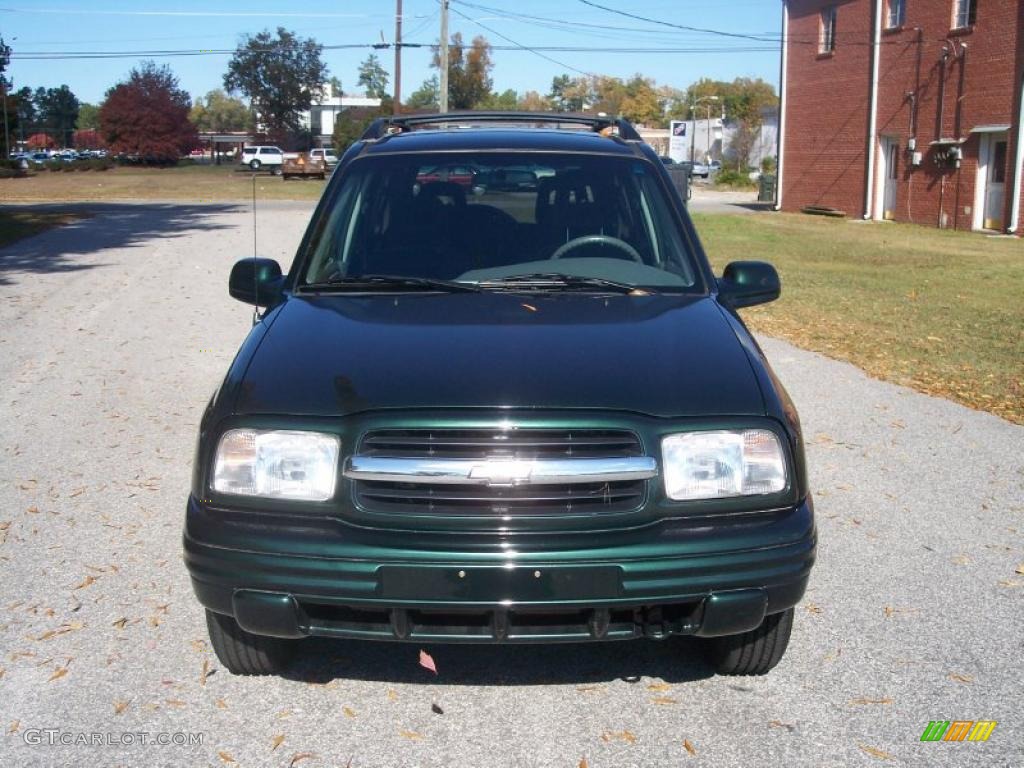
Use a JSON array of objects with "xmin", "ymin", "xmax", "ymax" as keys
[{"xmin": 2, "ymin": 1, "xmax": 782, "ymax": 105}]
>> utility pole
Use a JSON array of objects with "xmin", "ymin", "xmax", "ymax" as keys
[
  {"xmin": 393, "ymin": 0, "xmax": 402, "ymax": 114},
  {"xmin": 439, "ymin": 0, "xmax": 449, "ymax": 113}
]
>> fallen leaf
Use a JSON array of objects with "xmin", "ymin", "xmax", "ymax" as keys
[
  {"xmin": 342, "ymin": 706, "xmax": 356, "ymax": 719},
  {"xmin": 48, "ymin": 665, "xmax": 69, "ymax": 682},
  {"xmin": 859, "ymin": 744, "xmax": 895, "ymax": 760},
  {"xmin": 805, "ymin": 602, "xmax": 823, "ymax": 614},
  {"xmin": 217, "ymin": 751, "xmax": 236, "ymax": 764},
  {"xmin": 113, "ymin": 700, "xmax": 129, "ymax": 714},
  {"xmin": 431, "ymin": 703, "xmax": 444, "ymax": 715},
  {"xmin": 9, "ymin": 720, "xmax": 19, "ymax": 734},
  {"xmin": 111, "ymin": 617, "xmax": 128, "ymax": 629},
  {"xmin": 1015, "ymin": 564, "xmax": 1024, "ymax": 575},
  {"xmin": 200, "ymin": 659, "xmax": 210, "ymax": 686},
  {"xmin": 601, "ymin": 731, "xmax": 636, "ymax": 744},
  {"xmin": 652, "ymin": 697, "xmax": 678, "ymax": 705},
  {"xmin": 849, "ymin": 697, "xmax": 893, "ymax": 705},
  {"xmin": 399, "ymin": 731, "xmax": 423, "ymax": 740},
  {"xmin": 72, "ymin": 575, "xmax": 96, "ymax": 590},
  {"xmin": 271, "ymin": 734, "xmax": 285, "ymax": 751},
  {"xmin": 418, "ymin": 649, "xmax": 437, "ymax": 675},
  {"xmin": 683, "ymin": 738, "xmax": 697, "ymax": 756},
  {"xmin": 165, "ymin": 699, "xmax": 187, "ymax": 708},
  {"xmin": 27, "ymin": 506, "xmax": 39, "ymax": 514},
  {"xmin": 578, "ymin": 758, "xmax": 589, "ymax": 768},
  {"xmin": 386, "ymin": 689, "xmax": 398, "ymax": 701},
  {"xmin": 69, "ymin": 487, "xmax": 87, "ymax": 498},
  {"xmin": 952, "ymin": 555, "xmax": 970, "ymax": 566},
  {"xmin": 215, "ymin": 699, "xmax": 228, "ymax": 709},
  {"xmin": 646, "ymin": 682, "xmax": 671, "ymax": 692},
  {"xmin": 769, "ymin": 720, "xmax": 795, "ymax": 731},
  {"xmin": 33, "ymin": 621, "xmax": 84, "ymax": 641},
  {"xmin": 948, "ymin": 673, "xmax": 974, "ymax": 684}
]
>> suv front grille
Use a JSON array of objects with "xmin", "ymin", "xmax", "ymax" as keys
[{"xmin": 352, "ymin": 428, "xmax": 647, "ymax": 517}]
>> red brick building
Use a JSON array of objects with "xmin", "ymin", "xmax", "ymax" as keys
[{"xmin": 777, "ymin": 0, "xmax": 1024, "ymax": 234}]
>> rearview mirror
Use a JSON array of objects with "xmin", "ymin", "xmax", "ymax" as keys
[
  {"xmin": 717, "ymin": 261, "xmax": 780, "ymax": 309},
  {"xmin": 229, "ymin": 258, "xmax": 283, "ymax": 306}
]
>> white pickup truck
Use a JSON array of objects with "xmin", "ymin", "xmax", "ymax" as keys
[{"xmin": 309, "ymin": 148, "xmax": 338, "ymax": 168}]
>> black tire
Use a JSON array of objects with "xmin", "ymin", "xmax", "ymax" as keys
[
  {"xmin": 205, "ymin": 609, "xmax": 296, "ymax": 676},
  {"xmin": 271, "ymin": 167, "xmax": 282, "ymax": 176},
  {"xmin": 704, "ymin": 607, "xmax": 794, "ymax": 676},
  {"xmin": 249, "ymin": 159, "xmax": 261, "ymax": 171}
]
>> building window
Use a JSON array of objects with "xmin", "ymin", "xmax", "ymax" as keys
[
  {"xmin": 820, "ymin": 6, "xmax": 838, "ymax": 53},
  {"xmin": 952, "ymin": 0, "xmax": 976, "ymax": 29},
  {"xmin": 886, "ymin": 0, "xmax": 906, "ymax": 28}
]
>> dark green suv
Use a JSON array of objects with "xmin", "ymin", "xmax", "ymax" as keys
[{"xmin": 185, "ymin": 113, "xmax": 815, "ymax": 677}]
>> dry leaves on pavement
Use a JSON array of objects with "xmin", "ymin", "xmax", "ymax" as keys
[
  {"xmin": 859, "ymin": 744, "xmax": 895, "ymax": 760},
  {"xmin": 683, "ymin": 739, "xmax": 697, "ymax": 756},
  {"xmin": 418, "ymin": 649, "xmax": 437, "ymax": 675}
]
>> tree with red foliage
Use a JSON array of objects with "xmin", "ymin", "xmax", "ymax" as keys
[
  {"xmin": 73, "ymin": 129, "xmax": 106, "ymax": 150},
  {"xmin": 26, "ymin": 133, "xmax": 56, "ymax": 149},
  {"xmin": 100, "ymin": 61, "xmax": 197, "ymax": 163}
]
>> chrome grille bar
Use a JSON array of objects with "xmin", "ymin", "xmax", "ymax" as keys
[{"xmin": 344, "ymin": 456, "xmax": 658, "ymax": 486}]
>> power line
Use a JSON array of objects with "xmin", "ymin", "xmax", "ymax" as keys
[
  {"xmin": 446, "ymin": 2, "xmax": 592, "ymax": 77},
  {"xmin": 577, "ymin": 0, "xmax": 783, "ymax": 44}
]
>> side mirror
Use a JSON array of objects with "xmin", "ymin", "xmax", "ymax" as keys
[
  {"xmin": 717, "ymin": 261, "xmax": 780, "ymax": 309},
  {"xmin": 229, "ymin": 258, "xmax": 283, "ymax": 306}
]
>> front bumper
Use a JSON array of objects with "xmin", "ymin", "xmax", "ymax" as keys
[{"xmin": 184, "ymin": 495, "xmax": 815, "ymax": 643}]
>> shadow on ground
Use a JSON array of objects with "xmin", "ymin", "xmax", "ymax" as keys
[
  {"xmin": 282, "ymin": 637, "xmax": 715, "ymax": 687},
  {"xmin": 0, "ymin": 202, "xmax": 243, "ymax": 285}
]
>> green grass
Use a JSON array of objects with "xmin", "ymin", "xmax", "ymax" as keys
[
  {"xmin": 0, "ymin": 163, "xmax": 327, "ymax": 202},
  {"xmin": 694, "ymin": 213, "xmax": 1024, "ymax": 423},
  {"xmin": 0, "ymin": 210, "xmax": 85, "ymax": 249}
]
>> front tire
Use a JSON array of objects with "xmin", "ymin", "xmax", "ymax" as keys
[
  {"xmin": 704, "ymin": 607, "xmax": 794, "ymax": 675},
  {"xmin": 249, "ymin": 159, "xmax": 261, "ymax": 171},
  {"xmin": 205, "ymin": 609, "xmax": 297, "ymax": 676}
]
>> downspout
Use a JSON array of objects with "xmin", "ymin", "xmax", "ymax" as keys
[
  {"xmin": 864, "ymin": 0, "xmax": 883, "ymax": 219},
  {"xmin": 775, "ymin": 0, "xmax": 789, "ymax": 211},
  {"xmin": 1010, "ymin": 68, "xmax": 1024, "ymax": 233}
]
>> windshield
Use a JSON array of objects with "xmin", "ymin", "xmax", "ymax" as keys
[{"xmin": 302, "ymin": 152, "xmax": 698, "ymax": 290}]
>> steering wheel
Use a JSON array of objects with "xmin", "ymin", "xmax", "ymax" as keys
[{"xmin": 551, "ymin": 234, "xmax": 643, "ymax": 263}]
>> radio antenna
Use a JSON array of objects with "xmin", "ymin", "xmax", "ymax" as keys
[{"xmin": 251, "ymin": 174, "xmax": 259, "ymax": 326}]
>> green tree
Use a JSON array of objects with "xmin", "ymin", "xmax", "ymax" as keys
[
  {"xmin": 15, "ymin": 86, "xmax": 36, "ymax": 140},
  {"xmin": 478, "ymin": 88, "xmax": 517, "ymax": 110},
  {"xmin": 432, "ymin": 33, "xmax": 493, "ymax": 109},
  {"xmin": 405, "ymin": 75, "xmax": 439, "ymax": 111},
  {"xmin": 548, "ymin": 74, "xmax": 575, "ymax": 111},
  {"xmin": 331, "ymin": 97, "xmax": 392, "ymax": 154},
  {"xmin": 357, "ymin": 53, "xmax": 389, "ymax": 99},
  {"xmin": 36, "ymin": 85, "xmax": 80, "ymax": 148},
  {"xmin": 328, "ymin": 76, "xmax": 344, "ymax": 98},
  {"xmin": 224, "ymin": 27, "xmax": 327, "ymax": 141},
  {"xmin": 190, "ymin": 89, "xmax": 251, "ymax": 132},
  {"xmin": 77, "ymin": 103, "xmax": 101, "ymax": 131},
  {"xmin": 0, "ymin": 38, "xmax": 12, "ymax": 155}
]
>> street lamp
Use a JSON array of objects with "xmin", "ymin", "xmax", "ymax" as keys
[{"xmin": 688, "ymin": 95, "xmax": 719, "ymax": 163}]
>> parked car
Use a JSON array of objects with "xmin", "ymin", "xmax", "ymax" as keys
[
  {"xmin": 29, "ymin": 152, "xmax": 49, "ymax": 165},
  {"xmin": 240, "ymin": 146, "xmax": 284, "ymax": 173},
  {"xmin": 691, "ymin": 160, "xmax": 721, "ymax": 179},
  {"xmin": 187, "ymin": 112, "xmax": 814, "ymax": 679},
  {"xmin": 309, "ymin": 148, "xmax": 338, "ymax": 168}
]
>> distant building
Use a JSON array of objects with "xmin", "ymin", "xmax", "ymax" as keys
[
  {"xmin": 642, "ymin": 108, "xmax": 778, "ymax": 169},
  {"xmin": 778, "ymin": 0, "xmax": 1023, "ymax": 233},
  {"xmin": 301, "ymin": 90, "xmax": 382, "ymax": 145}
]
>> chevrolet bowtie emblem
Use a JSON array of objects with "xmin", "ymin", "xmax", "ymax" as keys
[{"xmin": 468, "ymin": 460, "xmax": 534, "ymax": 486}]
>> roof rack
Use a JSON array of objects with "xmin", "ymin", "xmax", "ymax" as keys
[{"xmin": 359, "ymin": 111, "xmax": 642, "ymax": 142}]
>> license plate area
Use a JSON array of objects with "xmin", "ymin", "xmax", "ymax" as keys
[{"xmin": 378, "ymin": 565, "xmax": 622, "ymax": 602}]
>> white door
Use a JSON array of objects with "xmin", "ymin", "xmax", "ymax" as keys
[
  {"xmin": 882, "ymin": 139, "xmax": 898, "ymax": 220},
  {"xmin": 983, "ymin": 137, "xmax": 1007, "ymax": 230}
]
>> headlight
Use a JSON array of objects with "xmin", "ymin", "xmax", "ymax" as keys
[
  {"xmin": 213, "ymin": 429, "xmax": 340, "ymax": 501},
  {"xmin": 662, "ymin": 429, "xmax": 787, "ymax": 501}
]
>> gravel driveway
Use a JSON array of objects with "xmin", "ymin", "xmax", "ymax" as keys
[{"xmin": 1, "ymin": 203, "xmax": 1021, "ymax": 768}]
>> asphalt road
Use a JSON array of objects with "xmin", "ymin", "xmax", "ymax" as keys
[{"xmin": 1, "ymin": 203, "xmax": 1021, "ymax": 768}]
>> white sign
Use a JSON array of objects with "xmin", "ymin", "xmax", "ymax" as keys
[{"xmin": 668, "ymin": 120, "xmax": 688, "ymax": 163}]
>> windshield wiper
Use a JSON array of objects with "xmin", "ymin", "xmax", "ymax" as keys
[
  {"xmin": 474, "ymin": 273, "xmax": 639, "ymax": 293},
  {"xmin": 302, "ymin": 274, "xmax": 484, "ymax": 293}
]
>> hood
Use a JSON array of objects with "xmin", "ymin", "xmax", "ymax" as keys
[{"xmin": 234, "ymin": 293, "xmax": 764, "ymax": 418}]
